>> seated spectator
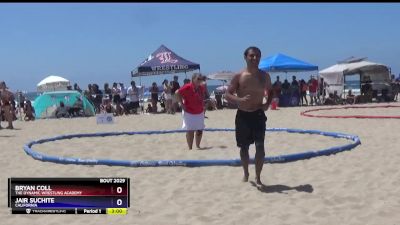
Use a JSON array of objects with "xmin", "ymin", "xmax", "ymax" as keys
[
  {"xmin": 346, "ymin": 89, "xmax": 356, "ymax": 105},
  {"xmin": 205, "ymin": 98, "xmax": 217, "ymax": 111},
  {"xmin": 102, "ymin": 102, "xmax": 115, "ymax": 115},
  {"xmin": 55, "ymin": 101, "xmax": 69, "ymax": 118},
  {"xmin": 333, "ymin": 90, "xmax": 343, "ymax": 105},
  {"xmin": 145, "ymin": 103, "xmax": 153, "ymax": 113},
  {"xmin": 68, "ymin": 97, "xmax": 84, "ymax": 117},
  {"xmin": 114, "ymin": 102, "xmax": 124, "ymax": 116},
  {"xmin": 323, "ymin": 93, "xmax": 336, "ymax": 105},
  {"xmin": 378, "ymin": 89, "xmax": 391, "ymax": 102}
]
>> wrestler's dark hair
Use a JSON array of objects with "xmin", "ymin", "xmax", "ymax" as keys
[{"xmin": 244, "ymin": 46, "xmax": 261, "ymax": 57}]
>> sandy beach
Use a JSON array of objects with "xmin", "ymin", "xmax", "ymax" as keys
[{"xmin": 1, "ymin": 102, "xmax": 400, "ymax": 225}]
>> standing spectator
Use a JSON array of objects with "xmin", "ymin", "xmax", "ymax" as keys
[
  {"xmin": 299, "ymin": 79, "xmax": 308, "ymax": 106},
  {"xmin": 127, "ymin": 81, "xmax": 140, "ymax": 114},
  {"xmin": 291, "ymin": 75, "xmax": 300, "ymax": 106},
  {"xmin": 0, "ymin": 81, "xmax": 15, "ymax": 129},
  {"xmin": 112, "ymin": 82, "xmax": 121, "ymax": 104},
  {"xmin": 170, "ymin": 75, "xmax": 181, "ymax": 114},
  {"xmin": 308, "ymin": 75, "xmax": 318, "ymax": 105},
  {"xmin": 91, "ymin": 84, "xmax": 103, "ymax": 114},
  {"xmin": 104, "ymin": 83, "xmax": 112, "ymax": 100},
  {"xmin": 390, "ymin": 74, "xmax": 399, "ymax": 101},
  {"xmin": 74, "ymin": 83, "xmax": 82, "ymax": 93},
  {"xmin": 318, "ymin": 77, "xmax": 329, "ymax": 102},
  {"xmin": 84, "ymin": 84, "xmax": 93, "ymax": 103},
  {"xmin": 272, "ymin": 76, "xmax": 282, "ymax": 103},
  {"xmin": 281, "ymin": 79, "xmax": 290, "ymax": 95},
  {"xmin": 150, "ymin": 82, "xmax": 159, "ymax": 113},
  {"xmin": 119, "ymin": 83, "xmax": 127, "ymax": 103},
  {"xmin": 175, "ymin": 73, "xmax": 206, "ymax": 150},
  {"xmin": 162, "ymin": 79, "xmax": 173, "ymax": 114}
]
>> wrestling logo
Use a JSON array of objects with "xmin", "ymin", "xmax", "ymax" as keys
[{"xmin": 156, "ymin": 51, "xmax": 178, "ymax": 64}]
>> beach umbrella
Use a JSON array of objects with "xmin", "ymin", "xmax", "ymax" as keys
[
  {"xmin": 37, "ymin": 75, "xmax": 70, "ymax": 92},
  {"xmin": 216, "ymin": 85, "xmax": 229, "ymax": 92},
  {"xmin": 207, "ymin": 71, "xmax": 236, "ymax": 81}
]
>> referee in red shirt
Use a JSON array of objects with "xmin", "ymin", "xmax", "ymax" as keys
[{"xmin": 175, "ymin": 73, "xmax": 206, "ymax": 150}]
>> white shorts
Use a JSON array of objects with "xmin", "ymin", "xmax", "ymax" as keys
[{"xmin": 182, "ymin": 111, "xmax": 205, "ymax": 131}]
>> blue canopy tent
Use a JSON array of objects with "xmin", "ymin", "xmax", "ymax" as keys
[
  {"xmin": 130, "ymin": 44, "xmax": 200, "ymax": 112},
  {"xmin": 259, "ymin": 53, "xmax": 318, "ymax": 107},
  {"xmin": 259, "ymin": 53, "xmax": 318, "ymax": 73}
]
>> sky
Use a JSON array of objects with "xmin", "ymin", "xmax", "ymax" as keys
[{"xmin": 1, "ymin": 3, "xmax": 400, "ymax": 92}]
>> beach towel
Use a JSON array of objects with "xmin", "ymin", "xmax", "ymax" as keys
[{"xmin": 182, "ymin": 110, "xmax": 205, "ymax": 131}]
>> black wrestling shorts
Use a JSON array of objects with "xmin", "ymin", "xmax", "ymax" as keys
[{"xmin": 235, "ymin": 109, "xmax": 267, "ymax": 148}]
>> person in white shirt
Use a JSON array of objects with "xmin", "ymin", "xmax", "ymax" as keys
[{"xmin": 127, "ymin": 81, "xmax": 140, "ymax": 114}]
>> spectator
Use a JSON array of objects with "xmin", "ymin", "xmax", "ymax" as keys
[{"xmin": 55, "ymin": 101, "xmax": 69, "ymax": 118}]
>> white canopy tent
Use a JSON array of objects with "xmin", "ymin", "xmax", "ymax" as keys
[
  {"xmin": 37, "ymin": 75, "xmax": 70, "ymax": 92},
  {"xmin": 319, "ymin": 59, "xmax": 391, "ymax": 95}
]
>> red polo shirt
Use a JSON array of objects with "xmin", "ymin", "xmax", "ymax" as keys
[{"xmin": 178, "ymin": 83, "xmax": 205, "ymax": 114}]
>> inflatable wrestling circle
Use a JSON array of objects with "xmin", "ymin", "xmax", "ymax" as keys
[
  {"xmin": 23, "ymin": 128, "xmax": 361, "ymax": 167},
  {"xmin": 301, "ymin": 105, "xmax": 400, "ymax": 119}
]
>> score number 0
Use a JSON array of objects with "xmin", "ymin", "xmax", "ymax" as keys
[{"xmin": 116, "ymin": 186, "xmax": 124, "ymax": 206}]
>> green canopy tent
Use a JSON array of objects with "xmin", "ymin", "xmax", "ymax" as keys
[{"xmin": 33, "ymin": 90, "xmax": 95, "ymax": 119}]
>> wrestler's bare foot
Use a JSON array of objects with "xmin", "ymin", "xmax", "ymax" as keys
[{"xmin": 242, "ymin": 173, "xmax": 249, "ymax": 182}]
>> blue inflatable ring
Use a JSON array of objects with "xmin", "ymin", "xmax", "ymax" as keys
[{"xmin": 23, "ymin": 128, "xmax": 361, "ymax": 167}]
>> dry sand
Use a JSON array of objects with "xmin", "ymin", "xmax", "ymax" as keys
[{"xmin": 1, "ymin": 102, "xmax": 399, "ymax": 225}]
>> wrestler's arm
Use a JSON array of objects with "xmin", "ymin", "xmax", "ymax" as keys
[{"xmin": 175, "ymin": 89, "xmax": 185, "ymax": 111}]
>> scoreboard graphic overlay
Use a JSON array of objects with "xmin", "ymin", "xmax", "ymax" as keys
[{"xmin": 8, "ymin": 178, "xmax": 130, "ymax": 215}]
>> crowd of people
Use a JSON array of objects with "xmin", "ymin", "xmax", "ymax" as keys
[
  {"xmin": 270, "ymin": 74, "xmax": 400, "ymax": 107},
  {"xmin": 79, "ymin": 76, "xmax": 213, "ymax": 116},
  {"xmin": 270, "ymin": 75, "xmax": 330, "ymax": 107},
  {"xmin": 1, "ymin": 70, "xmax": 400, "ymax": 129},
  {"xmin": 0, "ymin": 73, "xmax": 218, "ymax": 126}
]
